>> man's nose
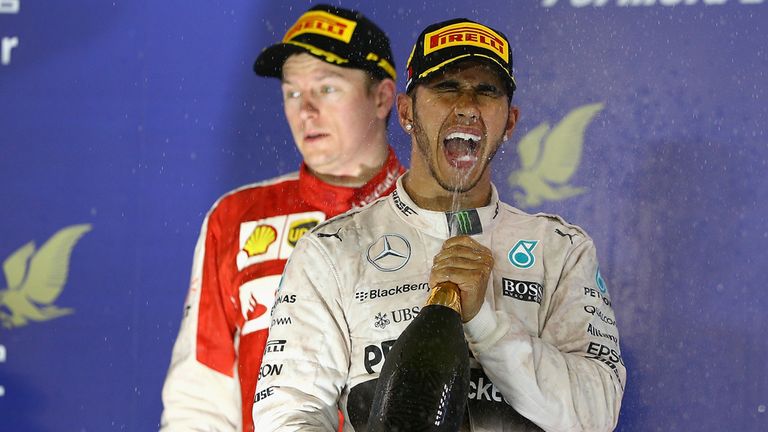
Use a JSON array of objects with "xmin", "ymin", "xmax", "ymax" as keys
[
  {"xmin": 299, "ymin": 94, "xmax": 319, "ymax": 120},
  {"xmin": 454, "ymin": 92, "xmax": 480, "ymax": 124}
]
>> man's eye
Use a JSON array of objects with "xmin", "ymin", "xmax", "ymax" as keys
[
  {"xmin": 320, "ymin": 85, "xmax": 337, "ymax": 94},
  {"xmin": 284, "ymin": 90, "xmax": 301, "ymax": 99},
  {"xmin": 477, "ymin": 85, "xmax": 502, "ymax": 97},
  {"xmin": 433, "ymin": 82, "xmax": 459, "ymax": 92}
]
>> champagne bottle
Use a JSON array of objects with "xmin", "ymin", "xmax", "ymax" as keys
[{"xmin": 367, "ymin": 281, "xmax": 470, "ymax": 432}]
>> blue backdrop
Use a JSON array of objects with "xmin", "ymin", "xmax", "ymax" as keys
[{"xmin": 1, "ymin": 0, "xmax": 766, "ymax": 430}]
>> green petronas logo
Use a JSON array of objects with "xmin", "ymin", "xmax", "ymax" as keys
[
  {"xmin": 0, "ymin": 224, "xmax": 91, "ymax": 329},
  {"xmin": 507, "ymin": 103, "xmax": 604, "ymax": 208}
]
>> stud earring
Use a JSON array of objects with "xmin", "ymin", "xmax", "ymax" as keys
[
  {"xmin": 405, "ymin": 123, "xmax": 413, "ymax": 131},
  {"xmin": 503, "ymin": 133, "xmax": 508, "ymax": 141}
]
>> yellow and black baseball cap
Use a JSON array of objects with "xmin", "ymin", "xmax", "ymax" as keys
[
  {"xmin": 254, "ymin": 4, "xmax": 396, "ymax": 81},
  {"xmin": 405, "ymin": 18, "xmax": 516, "ymax": 94}
]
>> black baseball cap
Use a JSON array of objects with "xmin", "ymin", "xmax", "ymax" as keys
[
  {"xmin": 254, "ymin": 4, "xmax": 396, "ymax": 81},
  {"xmin": 405, "ymin": 18, "xmax": 516, "ymax": 94}
]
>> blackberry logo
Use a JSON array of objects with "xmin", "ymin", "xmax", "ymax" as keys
[{"xmin": 355, "ymin": 283, "xmax": 429, "ymax": 303}]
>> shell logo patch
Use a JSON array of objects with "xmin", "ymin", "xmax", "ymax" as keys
[{"xmin": 243, "ymin": 225, "xmax": 277, "ymax": 257}]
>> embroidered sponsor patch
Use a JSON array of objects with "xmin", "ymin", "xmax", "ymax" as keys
[
  {"xmin": 423, "ymin": 22, "xmax": 509, "ymax": 62},
  {"xmin": 283, "ymin": 10, "xmax": 357, "ymax": 43},
  {"xmin": 507, "ymin": 240, "xmax": 538, "ymax": 269}
]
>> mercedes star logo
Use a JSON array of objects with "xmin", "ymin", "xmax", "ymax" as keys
[{"xmin": 366, "ymin": 234, "xmax": 411, "ymax": 272}]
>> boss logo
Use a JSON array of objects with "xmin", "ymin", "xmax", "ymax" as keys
[{"xmin": 502, "ymin": 278, "xmax": 543, "ymax": 304}]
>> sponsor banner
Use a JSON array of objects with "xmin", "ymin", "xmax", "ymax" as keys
[{"xmin": 541, "ymin": 0, "xmax": 765, "ymax": 7}]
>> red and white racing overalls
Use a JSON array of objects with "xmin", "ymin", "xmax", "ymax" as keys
[{"xmin": 161, "ymin": 148, "xmax": 404, "ymax": 432}]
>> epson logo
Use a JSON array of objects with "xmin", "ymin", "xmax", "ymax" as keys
[
  {"xmin": 586, "ymin": 342, "xmax": 624, "ymax": 366},
  {"xmin": 363, "ymin": 339, "xmax": 396, "ymax": 374},
  {"xmin": 502, "ymin": 278, "xmax": 543, "ymax": 304},
  {"xmin": 586, "ymin": 342, "xmax": 625, "ymax": 385},
  {"xmin": 253, "ymin": 386, "xmax": 279, "ymax": 403},
  {"xmin": 265, "ymin": 339, "xmax": 286, "ymax": 353},
  {"xmin": 259, "ymin": 363, "xmax": 283, "ymax": 379},
  {"xmin": 355, "ymin": 283, "xmax": 430, "ymax": 303}
]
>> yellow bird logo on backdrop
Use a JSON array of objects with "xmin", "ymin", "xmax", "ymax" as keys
[
  {"xmin": 0, "ymin": 224, "xmax": 91, "ymax": 329},
  {"xmin": 508, "ymin": 103, "xmax": 604, "ymax": 208}
]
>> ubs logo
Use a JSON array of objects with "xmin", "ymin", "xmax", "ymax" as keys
[
  {"xmin": 373, "ymin": 306, "xmax": 420, "ymax": 329},
  {"xmin": 366, "ymin": 234, "xmax": 411, "ymax": 272}
]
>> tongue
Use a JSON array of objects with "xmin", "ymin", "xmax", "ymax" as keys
[{"xmin": 444, "ymin": 138, "xmax": 477, "ymax": 163}]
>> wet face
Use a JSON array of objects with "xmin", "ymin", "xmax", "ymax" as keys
[
  {"xmin": 281, "ymin": 53, "xmax": 392, "ymax": 177},
  {"xmin": 399, "ymin": 61, "xmax": 518, "ymax": 197}
]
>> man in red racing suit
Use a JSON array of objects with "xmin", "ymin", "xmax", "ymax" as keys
[{"xmin": 160, "ymin": 5, "xmax": 403, "ymax": 431}]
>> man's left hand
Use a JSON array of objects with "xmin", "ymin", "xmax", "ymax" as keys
[{"xmin": 429, "ymin": 235, "xmax": 494, "ymax": 322}]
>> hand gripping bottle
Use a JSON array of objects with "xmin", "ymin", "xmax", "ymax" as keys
[{"xmin": 367, "ymin": 281, "xmax": 470, "ymax": 431}]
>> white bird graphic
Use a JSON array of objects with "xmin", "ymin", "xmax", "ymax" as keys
[
  {"xmin": 508, "ymin": 103, "xmax": 604, "ymax": 208},
  {"xmin": 0, "ymin": 224, "xmax": 91, "ymax": 328}
]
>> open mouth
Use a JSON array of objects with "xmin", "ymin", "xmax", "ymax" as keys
[
  {"xmin": 443, "ymin": 132, "xmax": 481, "ymax": 169},
  {"xmin": 304, "ymin": 132, "xmax": 329, "ymax": 143}
]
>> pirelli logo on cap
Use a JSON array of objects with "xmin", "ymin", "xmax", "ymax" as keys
[
  {"xmin": 423, "ymin": 22, "xmax": 509, "ymax": 63},
  {"xmin": 283, "ymin": 11, "xmax": 357, "ymax": 44}
]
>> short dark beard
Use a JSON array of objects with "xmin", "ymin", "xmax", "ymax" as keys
[{"xmin": 411, "ymin": 93, "xmax": 506, "ymax": 194}]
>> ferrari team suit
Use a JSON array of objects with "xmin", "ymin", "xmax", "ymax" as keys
[
  {"xmin": 160, "ymin": 148, "xmax": 404, "ymax": 432},
  {"xmin": 253, "ymin": 176, "xmax": 625, "ymax": 431}
]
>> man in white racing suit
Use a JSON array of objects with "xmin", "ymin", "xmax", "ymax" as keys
[{"xmin": 253, "ymin": 18, "xmax": 625, "ymax": 432}]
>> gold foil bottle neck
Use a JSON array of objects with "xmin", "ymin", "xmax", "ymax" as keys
[{"xmin": 425, "ymin": 282, "xmax": 462, "ymax": 314}]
